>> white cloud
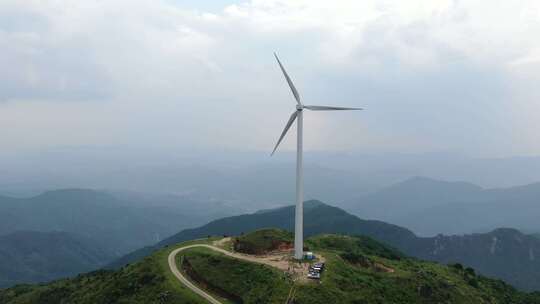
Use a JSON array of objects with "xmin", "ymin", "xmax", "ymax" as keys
[{"xmin": 1, "ymin": 0, "xmax": 540, "ymax": 156}]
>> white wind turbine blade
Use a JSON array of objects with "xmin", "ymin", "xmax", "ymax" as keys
[
  {"xmin": 274, "ymin": 52, "xmax": 302, "ymax": 105},
  {"xmin": 304, "ymin": 105, "xmax": 363, "ymax": 111},
  {"xmin": 271, "ymin": 111, "xmax": 298, "ymax": 156}
]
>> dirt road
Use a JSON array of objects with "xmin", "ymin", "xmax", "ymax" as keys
[
  {"xmin": 168, "ymin": 242, "xmax": 323, "ymax": 303},
  {"xmin": 168, "ymin": 243, "xmax": 292, "ymax": 304},
  {"xmin": 168, "ymin": 244, "xmax": 223, "ymax": 304}
]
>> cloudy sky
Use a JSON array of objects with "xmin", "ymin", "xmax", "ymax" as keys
[{"xmin": 1, "ymin": 0, "xmax": 540, "ymax": 157}]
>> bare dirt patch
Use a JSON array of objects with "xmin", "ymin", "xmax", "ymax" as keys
[
  {"xmin": 212, "ymin": 239, "xmax": 326, "ymax": 283},
  {"xmin": 374, "ymin": 262, "xmax": 395, "ymax": 273},
  {"xmin": 212, "ymin": 237, "xmax": 231, "ymax": 249}
]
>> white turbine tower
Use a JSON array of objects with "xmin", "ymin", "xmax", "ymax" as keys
[{"xmin": 271, "ymin": 53, "xmax": 362, "ymax": 259}]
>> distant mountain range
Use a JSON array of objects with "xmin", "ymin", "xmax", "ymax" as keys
[
  {"xmin": 110, "ymin": 200, "xmax": 540, "ymax": 291},
  {"xmin": 8, "ymin": 150, "xmax": 540, "ymax": 208},
  {"xmin": 0, "ymin": 189, "xmax": 238, "ymax": 257},
  {"xmin": 345, "ymin": 176, "xmax": 540, "ymax": 236},
  {"xmin": 0, "ymin": 231, "xmax": 114, "ymax": 288}
]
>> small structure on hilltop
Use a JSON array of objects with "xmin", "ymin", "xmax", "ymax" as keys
[{"xmin": 304, "ymin": 252, "xmax": 315, "ymax": 260}]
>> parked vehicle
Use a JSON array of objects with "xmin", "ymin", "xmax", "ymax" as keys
[
  {"xmin": 307, "ymin": 262, "xmax": 325, "ymax": 279},
  {"xmin": 307, "ymin": 272, "xmax": 320, "ymax": 279}
]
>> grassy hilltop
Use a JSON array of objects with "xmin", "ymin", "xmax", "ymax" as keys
[
  {"xmin": 2, "ymin": 229, "xmax": 540, "ymax": 304},
  {"xmin": 233, "ymin": 229, "xmax": 293, "ymax": 254},
  {"xmin": 176, "ymin": 229, "xmax": 540, "ymax": 304}
]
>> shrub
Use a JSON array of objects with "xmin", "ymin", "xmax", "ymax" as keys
[
  {"xmin": 465, "ymin": 267, "xmax": 476, "ymax": 277},
  {"xmin": 451, "ymin": 263, "xmax": 463, "ymax": 271},
  {"xmin": 340, "ymin": 252, "xmax": 372, "ymax": 268}
]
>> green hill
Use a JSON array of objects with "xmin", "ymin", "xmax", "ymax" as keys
[
  {"xmin": 109, "ymin": 200, "xmax": 540, "ymax": 291},
  {"xmin": 0, "ymin": 239, "xmax": 213, "ymax": 304},
  {"xmin": 4, "ymin": 230, "xmax": 540, "ymax": 304},
  {"xmin": 109, "ymin": 201, "xmax": 415, "ymax": 269},
  {"xmin": 178, "ymin": 230, "xmax": 540, "ymax": 304}
]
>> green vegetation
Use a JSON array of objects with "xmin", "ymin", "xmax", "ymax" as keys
[
  {"xmin": 176, "ymin": 232, "xmax": 540, "ymax": 304},
  {"xmin": 3, "ymin": 230, "xmax": 540, "ymax": 304},
  {"xmin": 0, "ymin": 240, "xmax": 214, "ymax": 304},
  {"xmin": 116, "ymin": 200, "xmax": 540, "ymax": 292},
  {"xmin": 308, "ymin": 234, "xmax": 403, "ymax": 260},
  {"xmin": 178, "ymin": 247, "xmax": 290, "ymax": 303},
  {"xmin": 295, "ymin": 234, "xmax": 540, "ymax": 304},
  {"xmin": 233, "ymin": 228, "xmax": 293, "ymax": 254}
]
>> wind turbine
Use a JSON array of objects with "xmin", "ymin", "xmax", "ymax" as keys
[{"xmin": 271, "ymin": 53, "xmax": 362, "ymax": 259}]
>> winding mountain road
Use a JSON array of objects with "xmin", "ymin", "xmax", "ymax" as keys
[
  {"xmin": 168, "ymin": 243, "xmax": 288, "ymax": 304},
  {"xmin": 168, "ymin": 244, "xmax": 224, "ymax": 304}
]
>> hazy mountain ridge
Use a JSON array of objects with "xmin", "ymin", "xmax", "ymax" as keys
[
  {"xmin": 0, "ymin": 188, "xmax": 242, "ymax": 288},
  {"xmin": 347, "ymin": 177, "xmax": 540, "ymax": 236},
  {"xmin": 0, "ymin": 188, "xmax": 238, "ymax": 256},
  {"xmin": 0, "ymin": 231, "xmax": 114, "ymax": 288},
  {"xmin": 9, "ymin": 151, "xmax": 540, "ymax": 209}
]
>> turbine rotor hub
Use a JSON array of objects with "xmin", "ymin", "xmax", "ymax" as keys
[{"xmin": 296, "ymin": 104, "xmax": 303, "ymax": 111}]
